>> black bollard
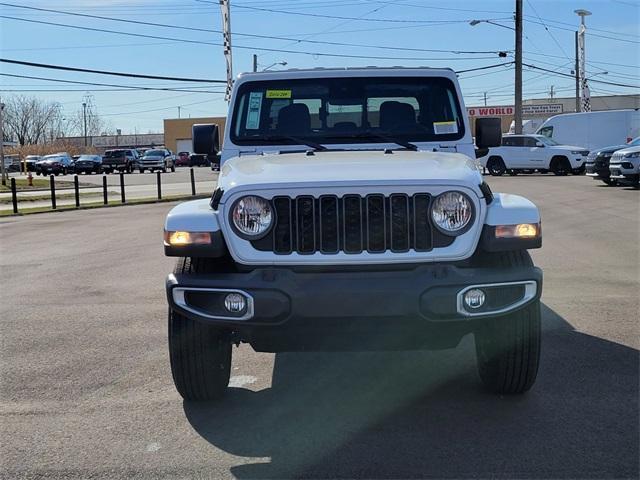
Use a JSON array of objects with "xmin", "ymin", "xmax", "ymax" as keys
[
  {"xmin": 74, "ymin": 175, "xmax": 80, "ymax": 208},
  {"xmin": 50, "ymin": 175, "xmax": 56, "ymax": 210},
  {"xmin": 190, "ymin": 167, "xmax": 196, "ymax": 196},
  {"xmin": 119, "ymin": 172, "xmax": 125, "ymax": 203},
  {"xmin": 102, "ymin": 175, "xmax": 108, "ymax": 205},
  {"xmin": 157, "ymin": 171, "xmax": 162, "ymax": 199},
  {"xmin": 10, "ymin": 177, "xmax": 18, "ymax": 214}
]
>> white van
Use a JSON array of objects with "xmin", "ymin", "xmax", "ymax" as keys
[
  {"xmin": 536, "ymin": 109, "xmax": 640, "ymax": 151},
  {"xmin": 509, "ymin": 118, "xmax": 545, "ymax": 134}
]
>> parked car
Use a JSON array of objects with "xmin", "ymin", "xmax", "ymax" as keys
[
  {"xmin": 25, "ymin": 155, "xmax": 41, "ymax": 172},
  {"xmin": 176, "ymin": 151, "xmax": 191, "ymax": 167},
  {"xmin": 162, "ymin": 66, "xmax": 544, "ymax": 401},
  {"xmin": 138, "ymin": 148, "xmax": 175, "ymax": 173},
  {"xmin": 536, "ymin": 109, "xmax": 640, "ymax": 152},
  {"xmin": 609, "ymin": 145, "xmax": 640, "ymax": 187},
  {"xmin": 102, "ymin": 149, "xmax": 138, "ymax": 173},
  {"xmin": 74, "ymin": 154, "xmax": 103, "ymax": 174},
  {"xmin": 3, "ymin": 154, "xmax": 21, "ymax": 172},
  {"xmin": 477, "ymin": 134, "xmax": 589, "ymax": 176},
  {"xmin": 36, "ymin": 154, "xmax": 74, "ymax": 176},
  {"xmin": 585, "ymin": 137, "xmax": 640, "ymax": 186}
]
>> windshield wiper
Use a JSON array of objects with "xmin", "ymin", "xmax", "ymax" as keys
[
  {"xmin": 353, "ymin": 132, "xmax": 418, "ymax": 151},
  {"xmin": 258, "ymin": 135, "xmax": 328, "ymax": 151}
]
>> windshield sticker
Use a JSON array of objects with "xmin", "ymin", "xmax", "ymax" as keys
[
  {"xmin": 433, "ymin": 121, "xmax": 458, "ymax": 135},
  {"xmin": 246, "ymin": 92, "xmax": 263, "ymax": 130},
  {"xmin": 266, "ymin": 89, "xmax": 292, "ymax": 99}
]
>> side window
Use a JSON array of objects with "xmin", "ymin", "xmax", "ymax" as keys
[
  {"xmin": 502, "ymin": 137, "xmax": 514, "ymax": 146},
  {"xmin": 539, "ymin": 126, "xmax": 553, "ymax": 138},
  {"xmin": 524, "ymin": 137, "xmax": 538, "ymax": 147},
  {"xmin": 513, "ymin": 137, "xmax": 525, "ymax": 147}
]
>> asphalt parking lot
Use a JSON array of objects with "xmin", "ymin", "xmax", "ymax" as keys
[{"xmin": 1, "ymin": 175, "xmax": 638, "ymax": 479}]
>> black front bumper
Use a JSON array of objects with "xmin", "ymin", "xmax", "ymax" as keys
[{"xmin": 166, "ymin": 264, "xmax": 542, "ymax": 351}]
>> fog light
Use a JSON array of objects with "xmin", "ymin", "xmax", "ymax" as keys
[
  {"xmin": 464, "ymin": 289, "xmax": 485, "ymax": 309},
  {"xmin": 224, "ymin": 293, "xmax": 246, "ymax": 313}
]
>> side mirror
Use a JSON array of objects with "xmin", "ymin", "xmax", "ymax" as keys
[
  {"xmin": 536, "ymin": 142, "xmax": 544, "ymax": 147},
  {"xmin": 475, "ymin": 117, "xmax": 502, "ymax": 149},
  {"xmin": 192, "ymin": 124, "xmax": 220, "ymax": 155}
]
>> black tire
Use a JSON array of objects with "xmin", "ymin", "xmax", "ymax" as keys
[
  {"xmin": 171, "ymin": 164, "xmax": 176, "ymax": 173},
  {"xmin": 602, "ymin": 178, "xmax": 618, "ymax": 186},
  {"xmin": 551, "ymin": 156, "xmax": 571, "ymax": 176},
  {"xmin": 139, "ymin": 169, "xmax": 144, "ymax": 174},
  {"xmin": 572, "ymin": 165, "xmax": 585, "ymax": 175},
  {"xmin": 487, "ymin": 156, "xmax": 506, "ymax": 176},
  {"xmin": 474, "ymin": 250, "xmax": 541, "ymax": 394},
  {"xmin": 168, "ymin": 257, "xmax": 232, "ymax": 401}
]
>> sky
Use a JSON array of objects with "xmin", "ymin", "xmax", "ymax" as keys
[{"xmin": 1, "ymin": 0, "xmax": 638, "ymax": 134}]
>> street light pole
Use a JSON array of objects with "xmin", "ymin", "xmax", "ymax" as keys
[
  {"xmin": 575, "ymin": 9, "xmax": 592, "ymax": 112},
  {"xmin": 514, "ymin": 0, "xmax": 523, "ymax": 134},
  {"xmin": 82, "ymin": 101, "xmax": 87, "ymax": 147},
  {"xmin": 253, "ymin": 54, "xmax": 258, "ymax": 73}
]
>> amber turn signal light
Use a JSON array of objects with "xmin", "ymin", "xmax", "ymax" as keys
[{"xmin": 164, "ymin": 231, "xmax": 211, "ymax": 246}]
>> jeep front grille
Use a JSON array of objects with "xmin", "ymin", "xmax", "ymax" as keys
[{"xmin": 251, "ymin": 194, "xmax": 454, "ymax": 254}]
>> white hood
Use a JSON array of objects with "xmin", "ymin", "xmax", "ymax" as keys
[{"xmin": 217, "ymin": 150, "xmax": 482, "ymax": 196}]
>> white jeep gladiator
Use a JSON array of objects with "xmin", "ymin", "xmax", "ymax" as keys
[{"xmin": 163, "ymin": 67, "xmax": 543, "ymax": 400}]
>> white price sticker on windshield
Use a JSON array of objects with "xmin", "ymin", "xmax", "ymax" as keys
[
  {"xmin": 433, "ymin": 121, "xmax": 458, "ymax": 135},
  {"xmin": 246, "ymin": 92, "xmax": 263, "ymax": 130}
]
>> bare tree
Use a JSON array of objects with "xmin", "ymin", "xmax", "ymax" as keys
[{"xmin": 3, "ymin": 95, "xmax": 65, "ymax": 145}]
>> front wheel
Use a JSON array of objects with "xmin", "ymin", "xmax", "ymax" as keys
[
  {"xmin": 171, "ymin": 164, "xmax": 176, "ymax": 173},
  {"xmin": 168, "ymin": 309, "xmax": 232, "ymax": 401},
  {"xmin": 474, "ymin": 250, "xmax": 541, "ymax": 394},
  {"xmin": 551, "ymin": 156, "xmax": 571, "ymax": 176},
  {"xmin": 487, "ymin": 156, "xmax": 506, "ymax": 176},
  {"xmin": 602, "ymin": 178, "xmax": 618, "ymax": 186}
]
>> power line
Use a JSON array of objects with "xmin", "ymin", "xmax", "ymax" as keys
[
  {"xmin": 525, "ymin": 0, "xmax": 571, "ymax": 61},
  {"xmin": 0, "ymin": 58, "xmax": 226, "ymax": 83},
  {"xmin": 522, "ymin": 63, "xmax": 640, "ymax": 88},
  {"xmin": 0, "ymin": 73, "xmax": 226, "ymax": 93},
  {"xmin": 0, "ymin": 15, "xmax": 502, "ymax": 61},
  {"xmin": 0, "ymin": 3, "xmax": 508, "ymax": 55}
]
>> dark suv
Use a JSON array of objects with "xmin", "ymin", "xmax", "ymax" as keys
[{"xmin": 102, "ymin": 149, "xmax": 138, "ymax": 174}]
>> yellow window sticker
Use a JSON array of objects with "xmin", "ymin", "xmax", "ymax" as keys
[
  {"xmin": 266, "ymin": 89, "xmax": 292, "ymax": 99},
  {"xmin": 433, "ymin": 121, "xmax": 458, "ymax": 135}
]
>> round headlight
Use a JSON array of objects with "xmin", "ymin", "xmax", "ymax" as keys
[
  {"xmin": 431, "ymin": 191, "xmax": 473, "ymax": 234},
  {"xmin": 231, "ymin": 196, "xmax": 273, "ymax": 238}
]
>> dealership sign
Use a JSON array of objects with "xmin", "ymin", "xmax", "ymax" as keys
[{"xmin": 467, "ymin": 104, "xmax": 563, "ymax": 117}]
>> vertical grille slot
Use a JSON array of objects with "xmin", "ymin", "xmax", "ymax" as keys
[
  {"xmin": 390, "ymin": 194, "xmax": 410, "ymax": 252},
  {"xmin": 366, "ymin": 194, "xmax": 386, "ymax": 252},
  {"xmin": 273, "ymin": 196, "xmax": 293, "ymax": 253},
  {"xmin": 413, "ymin": 194, "xmax": 432, "ymax": 251},
  {"xmin": 343, "ymin": 195, "xmax": 363, "ymax": 253},
  {"xmin": 319, "ymin": 196, "xmax": 339, "ymax": 253},
  {"xmin": 296, "ymin": 196, "xmax": 315, "ymax": 254}
]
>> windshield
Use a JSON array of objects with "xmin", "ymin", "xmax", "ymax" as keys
[
  {"xmin": 78, "ymin": 155, "xmax": 98, "ymax": 160},
  {"xmin": 145, "ymin": 150, "xmax": 165, "ymax": 156},
  {"xmin": 104, "ymin": 150, "xmax": 124, "ymax": 157},
  {"xmin": 230, "ymin": 76, "xmax": 464, "ymax": 146},
  {"xmin": 538, "ymin": 136, "xmax": 560, "ymax": 146}
]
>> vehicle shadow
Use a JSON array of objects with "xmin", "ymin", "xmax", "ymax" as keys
[{"xmin": 184, "ymin": 304, "xmax": 639, "ymax": 479}]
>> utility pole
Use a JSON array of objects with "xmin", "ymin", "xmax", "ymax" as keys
[
  {"xmin": 220, "ymin": 0, "xmax": 233, "ymax": 102},
  {"xmin": 483, "ymin": 92, "xmax": 487, "ymax": 106},
  {"xmin": 82, "ymin": 101, "xmax": 87, "ymax": 147},
  {"xmin": 549, "ymin": 85, "xmax": 554, "ymax": 101},
  {"xmin": 514, "ymin": 0, "xmax": 523, "ymax": 134},
  {"xmin": 253, "ymin": 54, "xmax": 258, "ymax": 73},
  {"xmin": 575, "ymin": 31, "xmax": 580, "ymax": 112},
  {"xmin": 0, "ymin": 101, "xmax": 5, "ymax": 187},
  {"xmin": 178, "ymin": 106, "xmax": 181, "ymax": 119}
]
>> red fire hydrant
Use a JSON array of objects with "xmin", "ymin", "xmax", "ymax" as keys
[{"xmin": 27, "ymin": 171, "xmax": 33, "ymax": 187}]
